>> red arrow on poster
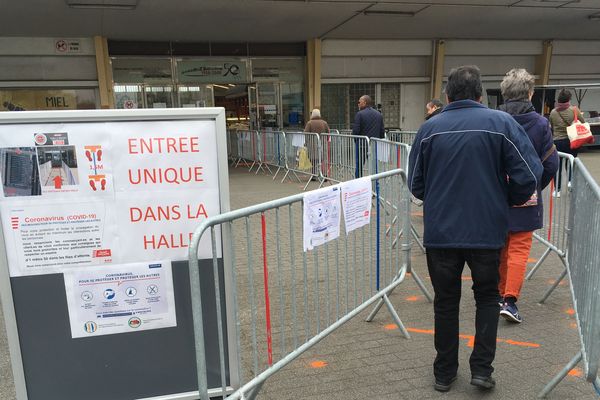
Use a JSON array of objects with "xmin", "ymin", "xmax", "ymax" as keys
[{"xmin": 53, "ymin": 176, "xmax": 63, "ymax": 189}]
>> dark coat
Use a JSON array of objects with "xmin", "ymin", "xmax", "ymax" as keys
[
  {"xmin": 352, "ymin": 106, "xmax": 384, "ymax": 138},
  {"xmin": 425, "ymin": 107, "xmax": 442, "ymax": 120},
  {"xmin": 408, "ymin": 100, "xmax": 543, "ymax": 249},
  {"xmin": 499, "ymin": 101, "xmax": 559, "ymax": 232}
]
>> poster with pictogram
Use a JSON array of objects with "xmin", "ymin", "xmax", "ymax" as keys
[{"xmin": 0, "ymin": 119, "xmax": 220, "ymax": 277}]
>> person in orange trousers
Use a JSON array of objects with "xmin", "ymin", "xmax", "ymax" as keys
[{"xmin": 497, "ymin": 69, "xmax": 559, "ymax": 323}]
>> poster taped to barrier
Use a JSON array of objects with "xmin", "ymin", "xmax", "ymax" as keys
[
  {"xmin": 341, "ymin": 177, "xmax": 372, "ymax": 233},
  {"xmin": 303, "ymin": 186, "xmax": 341, "ymax": 251},
  {"xmin": 63, "ymin": 260, "xmax": 176, "ymax": 338},
  {"xmin": 0, "ymin": 119, "xmax": 221, "ymax": 277}
]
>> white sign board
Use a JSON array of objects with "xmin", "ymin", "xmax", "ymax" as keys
[
  {"xmin": 64, "ymin": 260, "xmax": 176, "ymax": 338},
  {"xmin": 0, "ymin": 118, "xmax": 221, "ymax": 277}
]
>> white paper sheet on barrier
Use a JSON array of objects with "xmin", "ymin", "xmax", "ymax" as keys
[
  {"xmin": 341, "ymin": 177, "xmax": 372, "ymax": 234},
  {"xmin": 303, "ymin": 186, "xmax": 341, "ymax": 251},
  {"xmin": 63, "ymin": 260, "xmax": 176, "ymax": 338},
  {"xmin": 377, "ymin": 141, "xmax": 391, "ymax": 163},
  {"xmin": 291, "ymin": 133, "xmax": 305, "ymax": 147}
]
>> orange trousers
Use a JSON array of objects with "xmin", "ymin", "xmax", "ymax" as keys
[{"xmin": 498, "ymin": 231, "xmax": 533, "ymax": 300}]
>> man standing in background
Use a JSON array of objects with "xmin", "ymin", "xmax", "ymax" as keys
[
  {"xmin": 352, "ymin": 95, "xmax": 384, "ymax": 177},
  {"xmin": 408, "ymin": 65, "xmax": 542, "ymax": 393},
  {"xmin": 425, "ymin": 99, "xmax": 443, "ymax": 120}
]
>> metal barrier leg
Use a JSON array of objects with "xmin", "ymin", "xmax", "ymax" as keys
[
  {"xmin": 411, "ymin": 224, "xmax": 426, "ymax": 253},
  {"xmin": 302, "ymin": 176, "xmax": 313, "ymax": 191},
  {"xmin": 538, "ymin": 352, "xmax": 582, "ymax": 398},
  {"xmin": 272, "ymin": 166, "xmax": 281, "ymax": 180},
  {"xmin": 539, "ymin": 266, "xmax": 568, "ymax": 304},
  {"xmin": 244, "ymin": 380, "xmax": 265, "ymax": 400},
  {"xmin": 383, "ymin": 294, "xmax": 411, "ymax": 339},
  {"xmin": 526, "ymin": 247, "xmax": 552, "ymax": 280},
  {"xmin": 409, "ymin": 268, "xmax": 433, "ymax": 302}
]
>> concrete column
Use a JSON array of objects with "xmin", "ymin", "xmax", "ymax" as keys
[
  {"xmin": 306, "ymin": 38, "xmax": 322, "ymax": 118},
  {"xmin": 94, "ymin": 36, "xmax": 115, "ymax": 109},
  {"xmin": 431, "ymin": 39, "xmax": 445, "ymax": 101},
  {"xmin": 535, "ymin": 40, "xmax": 553, "ymax": 86}
]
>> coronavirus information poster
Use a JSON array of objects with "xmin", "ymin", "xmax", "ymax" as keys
[
  {"xmin": 0, "ymin": 109, "xmax": 234, "ymax": 400},
  {"xmin": 63, "ymin": 260, "xmax": 176, "ymax": 338},
  {"xmin": 0, "ymin": 119, "xmax": 221, "ymax": 277}
]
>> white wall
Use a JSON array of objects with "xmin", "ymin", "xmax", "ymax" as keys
[{"xmin": 0, "ymin": 37, "xmax": 97, "ymax": 83}]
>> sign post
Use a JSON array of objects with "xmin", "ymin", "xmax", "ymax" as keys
[{"xmin": 0, "ymin": 108, "xmax": 235, "ymax": 399}]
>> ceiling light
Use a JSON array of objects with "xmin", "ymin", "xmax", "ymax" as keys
[
  {"xmin": 66, "ymin": 0, "xmax": 139, "ymax": 10},
  {"xmin": 213, "ymin": 84, "xmax": 230, "ymax": 90},
  {"xmin": 363, "ymin": 10, "xmax": 415, "ymax": 17}
]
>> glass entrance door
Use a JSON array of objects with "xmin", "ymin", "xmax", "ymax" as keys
[
  {"xmin": 144, "ymin": 85, "xmax": 174, "ymax": 108},
  {"xmin": 177, "ymin": 85, "xmax": 214, "ymax": 108},
  {"xmin": 248, "ymin": 85, "xmax": 258, "ymax": 130},
  {"xmin": 257, "ymin": 82, "xmax": 280, "ymax": 130}
]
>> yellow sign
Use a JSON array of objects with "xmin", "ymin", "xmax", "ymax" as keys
[{"xmin": 1, "ymin": 90, "xmax": 77, "ymax": 111}]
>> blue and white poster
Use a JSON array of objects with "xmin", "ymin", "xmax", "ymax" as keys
[{"xmin": 63, "ymin": 260, "xmax": 176, "ymax": 338}]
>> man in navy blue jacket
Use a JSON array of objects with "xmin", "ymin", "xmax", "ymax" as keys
[
  {"xmin": 352, "ymin": 95, "xmax": 384, "ymax": 177},
  {"xmin": 408, "ymin": 65, "xmax": 542, "ymax": 392}
]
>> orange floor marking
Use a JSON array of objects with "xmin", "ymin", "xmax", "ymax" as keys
[
  {"xmin": 568, "ymin": 368, "xmax": 583, "ymax": 377},
  {"xmin": 309, "ymin": 360, "xmax": 328, "ymax": 369},
  {"xmin": 411, "ymin": 211, "xmax": 424, "ymax": 217},
  {"xmin": 527, "ymin": 258, "xmax": 538, "ymax": 263},
  {"xmin": 570, "ymin": 323, "xmax": 578, "ymax": 329},
  {"xmin": 406, "ymin": 327, "xmax": 434, "ymax": 335},
  {"xmin": 566, "ymin": 308, "xmax": 576, "ymax": 315},
  {"xmin": 459, "ymin": 334, "xmax": 475, "ymax": 348},
  {"xmin": 384, "ymin": 324, "xmax": 398, "ymax": 330},
  {"xmin": 502, "ymin": 339, "xmax": 540, "ymax": 348},
  {"xmin": 405, "ymin": 296, "xmax": 419, "ymax": 302},
  {"xmin": 402, "ymin": 327, "xmax": 540, "ymax": 348}
]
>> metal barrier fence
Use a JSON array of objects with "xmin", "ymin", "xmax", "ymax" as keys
[
  {"xmin": 539, "ymin": 157, "xmax": 600, "ymax": 398},
  {"xmin": 188, "ymin": 170, "xmax": 413, "ymax": 400},
  {"xmin": 281, "ymin": 131, "xmax": 322, "ymax": 190},
  {"xmin": 260, "ymin": 130, "xmax": 286, "ymax": 179},
  {"xmin": 233, "ymin": 130, "xmax": 259, "ymax": 170},
  {"xmin": 369, "ymin": 138, "xmax": 426, "ymax": 255},
  {"xmin": 319, "ymin": 133, "xmax": 370, "ymax": 185},
  {"xmin": 526, "ymin": 153, "xmax": 574, "ymax": 303},
  {"xmin": 227, "ymin": 130, "xmax": 238, "ymax": 165},
  {"xmin": 386, "ymin": 130, "xmax": 418, "ymax": 145}
]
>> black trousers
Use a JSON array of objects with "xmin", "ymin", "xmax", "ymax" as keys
[
  {"xmin": 426, "ymin": 248, "xmax": 501, "ymax": 381},
  {"xmin": 554, "ymin": 138, "xmax": 577, "ymax": 191}
]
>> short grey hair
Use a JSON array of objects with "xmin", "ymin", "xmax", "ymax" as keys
[
  {"xmin": 311, "ymin": 108, "xmax": 321, "ymax": 119},
  {"xmin": 500, "ymin": 68, "xmax": 535, "ymax": 101}
]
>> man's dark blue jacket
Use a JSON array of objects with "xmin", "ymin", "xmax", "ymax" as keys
[
  {"xmin": 352, "ymin": 106, "xmax": 384, "ymax": 138},
  {"xmin": 408, "ymin": 100, "xmax": 543, "ymax": 249}
]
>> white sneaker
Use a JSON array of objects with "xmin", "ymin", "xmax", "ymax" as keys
[
  {"xmin": 552, "ymin": 190, "xmax": 561, "ymax": 198},
  {"xmin": 567, "ymin": 181, "xmax": 572, "ymax": 189}
]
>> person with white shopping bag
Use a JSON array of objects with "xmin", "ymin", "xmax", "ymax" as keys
[{"xmin": 549, "ymin": 89, "xmax": 593, "ymax": 194}]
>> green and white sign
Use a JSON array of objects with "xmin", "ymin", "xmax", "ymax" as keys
[{"xmin": 177, "ymin": 60, "xmax": 248, "ymax": 83}]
